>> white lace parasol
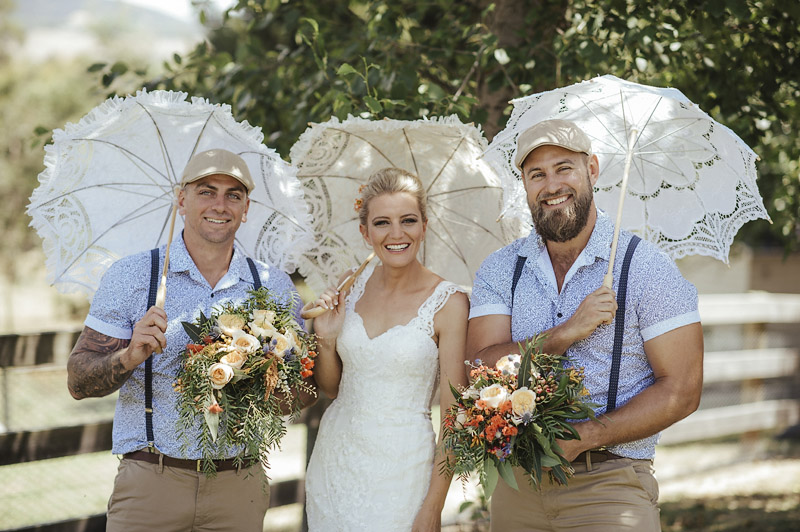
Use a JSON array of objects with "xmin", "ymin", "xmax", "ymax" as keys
[
  {"xmin": 483, "ymin": 75, "xmax": 771, "ymax": 263},
  {"xmin": 28, "ymin": 89, "xmax": 312, "ymax": 298},
  {"xmin": 289, "ymin": 115, "xmax": 521, "ymax": 295}
]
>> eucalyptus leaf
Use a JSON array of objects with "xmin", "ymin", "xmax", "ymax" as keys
[
  {"xmin": 483, "ymin": 458, "xmax": 499, "ymax": 499},
  {"xmin": 203, "ymin": 395, "xmax": 220, "ymax": 442},
  {"xmin": 497, "ymin": 460, "xmax": 519, "ymax": 491}
]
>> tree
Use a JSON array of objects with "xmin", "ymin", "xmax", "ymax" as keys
[{"xmin": 96, "ymin": 0, "xmax": 798, "ymax": 251}]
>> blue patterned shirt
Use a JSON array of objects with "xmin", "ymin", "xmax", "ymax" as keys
[
  {"xmin": 470, "ymin": 209, "xmax": 700, "ymax": 459},
  {"xmin": 86, "ymin": 234, "xmax": 302, "ymax": 458}
]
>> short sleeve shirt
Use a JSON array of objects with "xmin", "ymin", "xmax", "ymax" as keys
[
  {"xmin": 86, "ymin": 235, "xmax": 302, "ymax": 458},
  {"xmin": 470, "ymin": 210, "xmax": 700, "ymax": 459}
]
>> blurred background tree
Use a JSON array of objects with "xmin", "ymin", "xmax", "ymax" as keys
[{"xmin": 92, "ymin": 0, "xmax": 798, "ymax": 252}]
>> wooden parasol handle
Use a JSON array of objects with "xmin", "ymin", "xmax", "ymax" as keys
[
  {"xmin": 153, "ymin": 187, "xmax": 180, "ymax": 353},
  {"xmin": 301, "ymin": 252, "xmax": 376, "ymax": 319},
  {"xmin": 603, "ymin": 128, "xmax": 638, "ymax": 289}
]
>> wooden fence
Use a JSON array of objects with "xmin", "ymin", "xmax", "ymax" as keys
[{"xmin": 2, "ymin": 292, "xmax": 799, "ymax": 531}]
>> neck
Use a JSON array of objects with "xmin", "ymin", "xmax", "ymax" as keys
[
  {"xmin": 544, "ymin": 206, "xmax": 597, "ymax": 291},
  {"xmin": 183, "ymin": 232, "xmax": 235, "ymax": 288},
  {"xmin": 374, "ymin": 259, "xmax": 425, "ymax": 292}
]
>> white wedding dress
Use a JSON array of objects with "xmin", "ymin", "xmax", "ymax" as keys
[{"xmin": 305, "ymin": 262, "xmax": 465, "ymax": 531}]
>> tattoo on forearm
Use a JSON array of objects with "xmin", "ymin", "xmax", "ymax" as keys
[{"xmin": 67, "ymin": 328, "xmax": 132, "ymax": 399}]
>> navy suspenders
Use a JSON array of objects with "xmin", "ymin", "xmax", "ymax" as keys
[
  {"xmin": 144, "ymin": 250, "xmax": 262, "ymax": 447},
  {"xmin": 606, "ymin": 235, "xmax": 641, "ymax": 412},
  {"xmin": 510, "ymin": 234, "xmax": 641, "ymax": 413}
]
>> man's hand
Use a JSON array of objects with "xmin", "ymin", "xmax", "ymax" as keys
[
  {"xmin": 123, "ymin": 306, "xmax": 168, "ymax": 370},
  {"xmin": 562, "ymin": 286, "xmax": 618, "ymax": 341}
]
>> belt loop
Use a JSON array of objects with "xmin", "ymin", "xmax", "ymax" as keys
[
  {"xmin": 585, "ymin": 451, "xmax": 593, "ymax": 472},
  {"xmin": 158, "ymin": 453, "xmax": 164, "ymax": 474}
]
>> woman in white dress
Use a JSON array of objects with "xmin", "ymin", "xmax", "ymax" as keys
[{"xmin": 304, "ymin": 168, "xmax": 469, "ymax": 531}]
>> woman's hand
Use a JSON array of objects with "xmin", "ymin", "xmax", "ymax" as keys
[{"xmin": 308, "ymin": 286, "xmax": 347, "ymax": 340}]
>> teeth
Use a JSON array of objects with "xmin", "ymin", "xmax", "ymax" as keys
[
  {"xmin": 545, "ymin": 196, "xmax": 568, "ymax": 206},
  {"xmin": 386, "ymin": 244, "xmax": 409, "ymax": 250},
  {"xmin": 206, "ymin": 218, "xmax": 227, "ymax": 224}
]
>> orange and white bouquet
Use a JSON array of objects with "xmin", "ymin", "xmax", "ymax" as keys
[
  {"xmin": 441, "ymin": 335, "xmax": 595, "ymax": 494},
  {"xmin": 175, "ymin": 288, "xmax": 316, "ymax": 475}
]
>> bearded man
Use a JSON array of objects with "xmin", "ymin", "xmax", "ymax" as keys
[{"xmin": 467, "ymin": 119, "xmax": 704, "ymax": 532}]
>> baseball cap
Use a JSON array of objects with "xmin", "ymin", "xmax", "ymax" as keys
[
  {"xmin": 514, "ymin": 119, "xmax": 592, "ymax": 171},
  {"xmin": 180, "ymin": 149, "xmax": 255, "ymax": 193}
]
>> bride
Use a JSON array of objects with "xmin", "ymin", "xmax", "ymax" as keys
[{"xmin": 304, "ymin": 168, "xmax": 469, "ymax": 531}]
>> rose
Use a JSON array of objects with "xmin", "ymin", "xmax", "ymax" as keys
[
  {"xmin": 479, "ymin": 383, "xmax": 510, "ymax": 409},
  {"xmin": 510, "ymin": 387, "xmax": 537, "ymax": 416},
  {"xmin": 208, "ymin": 362, "xmax": 234, "ymax": 389},
  {"xmin": 217, "ymin": 313, "xmax": 246, "ymax": 337},
  {"xmin": 249, "ymin": 310, "xmax": 278, "ymax": 339},
  {"xmin": 284, "ymin": 328, "xmax": 301, "ymax": 352},
  {"xmin": 496, "ymin": 354, "xmax": 521, "ymax": 375},
  {"xmin": 251, "ymin": 309, "xmax": 276, "ymax": 327},
  {"xmin": 272, "ymin": 333, "xmax": 292, "ymax": 355},
  {"xmin": 455, "ymin": 408, "xmax": 468, "ymax": 429},
  {"xmin": 220, "ymin": 350, "xmax": 247, "ymax": 369},
  {"xmin": 461, "ymin": 386, "xmax": 480, "ymax": 400},
  {"xmin": 230, "ymin": 329, "xmax": 260, "ymax": 355},
  {"xmin": 249, "ymin": 319, "xmax": 277, "ymax": 339}
]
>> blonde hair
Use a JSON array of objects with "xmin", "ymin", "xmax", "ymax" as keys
[{"xmin": 357, "ymin": 168, "xmax": 428, "ymax": 225}]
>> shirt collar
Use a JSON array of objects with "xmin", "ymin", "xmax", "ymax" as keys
[
  {"xmin": 169, "ymin": 233, "xmax": 252, "ymax": 289},
  {"xmin": 516, "ymin": 207, "xmax": 615, "ymax": 291}
]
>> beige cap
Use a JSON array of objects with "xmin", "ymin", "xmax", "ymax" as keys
[
  {"xmin": 180, "ymin": 149, "xmax": 255, "ymax": 192},
  {"xmin": 514, "ymin": 119, "xmax": 592, "ymax": 171}
]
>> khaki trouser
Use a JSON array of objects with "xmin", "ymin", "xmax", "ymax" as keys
[
  {"xmin": 106, "ymin": 455, "xmax": 270, "ymax": 532},
  {"xmin": 490, "ymin": 457, "xmax": 660, "ymax": 532}
]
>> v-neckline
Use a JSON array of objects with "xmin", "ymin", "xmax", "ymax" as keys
[{"xmin": 351, "ymin": 265, "xmax": 445, "ymax": 341}]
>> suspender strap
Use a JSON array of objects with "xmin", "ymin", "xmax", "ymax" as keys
[
  {"xmin": 510, "ymin": 255, "xmax": 527, "ymax": 309},
  {"xmin": 246, "ymin": 257, "xmax": 262, "ymax": 290},
  {"xmin": 606, "ymin": 235, "xmax": 642, "ymax": 413},
  {"xmin": 143, "ymin": 252, "xmax": 261, "ymax": 448},
  {"xmin": 145, "ymin": 248, "xmax": 159, "ymax": 448}
]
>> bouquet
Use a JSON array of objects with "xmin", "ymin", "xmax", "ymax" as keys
[
  {"xmin": 175, "ymin": 288, "xmax": 317, "ymax": 475},
  {"xmin": 441, "ymin": 335, "xmax": 596, "ymax": 495}
]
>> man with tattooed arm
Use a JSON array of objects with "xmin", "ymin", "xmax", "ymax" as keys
[{"xmin": 67, "ymin": 149, "xmax": 306, "ymax": 532}]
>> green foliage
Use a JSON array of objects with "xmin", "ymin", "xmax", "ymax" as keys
[{"xmin": 91, "ymin": 0, "xmax": 797, "ymax": 252}]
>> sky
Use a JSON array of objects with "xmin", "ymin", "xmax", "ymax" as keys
[{"xmin": 119, "ymin": 0, "xmax": 234, "ymax": 23}]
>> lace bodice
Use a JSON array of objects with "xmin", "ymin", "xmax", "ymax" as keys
[{"xmin": 305, "ymin": 261, "xmax": 465, "ymax": 531}]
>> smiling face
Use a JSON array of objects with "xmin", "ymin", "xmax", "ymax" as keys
[
  {"xmin": 178, "ymin": 173, "xmax": 250, "ymax": 247},
  {"xmin": 520, "ymin": 145, "xmax": 599, "ymax": 243},
  {"xmin": 359, "ymin": 192, "xmax": 427, "ymax": 268}
]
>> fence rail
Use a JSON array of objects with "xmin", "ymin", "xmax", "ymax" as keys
[{"xmin": 2, "ymin": 292, "xmax": 799, "ymax": 531}]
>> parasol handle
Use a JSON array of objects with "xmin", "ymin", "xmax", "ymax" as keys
[
  {"xmin": 300, "ymin": 252, "xmax": 376, "ymax": 319},
  {"xmin": 603, "ymin": 128, "xmax": 638, "ymax": 289},
  {"xmin": 153, "ymin": 188, "xmax": 180, "ymax": 353}
]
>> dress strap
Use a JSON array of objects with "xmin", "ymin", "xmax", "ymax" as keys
[
  {"xmin": 415, "ymin": 282, "xmax": 467, "ymax": 338},
  {"xmin": 344, "ymin": 259, "xmax": 377, "ymax": 311}
]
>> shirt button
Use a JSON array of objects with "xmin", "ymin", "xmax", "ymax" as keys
[
  {"xmin": 557, "ymin": 312, "xmax": 563, "ymax": 318},
  {"xmin": 210, "ymin": 292, "xmax": 215, "ymax": 298}
]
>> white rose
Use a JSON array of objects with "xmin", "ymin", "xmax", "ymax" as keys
[
  {"xmin": 249, "ymin": 319, "xmax": 277, "ymax": 339},
  {"xmin": 455, "ymin": 409, "xmax": 468, "ymax": 429},
  {"xmin": 510, "ymin": 387, "xmax": 537, "ymax": 416},
  {"xmin": 251, "ymin": 309, "xmax": 276, "ymax": 327},
  {"xmin": 217, "ymin": 313, "xmax": 246, "ymax": 337},
  {"xmin": 220, "ymin": 350, "xmax": 247, "ymax": 369},
  {"xmin": 272, "ymin": 332, "xmax": 292, "ymax": 355},
  {"xmin": 479, "ymin": 383, "xmax": 510, "ymax": 409},
  {"xmin": 208, "ymin": 362, "xmax": 234, "ymax": 389},
  {"xmin": 284, "ymin": 327, "xmax": 301, "ymax": 351},
  {"xmin": 496, "ymin": 354, "xmax": 521, "ymax": 375},
  {"xmin": 461, "ymin": 386, "xmax": 480, "ymax": 400},
  {"xmin": 230, "ymin": 329, "xmax": 260, "ymax": 355}
]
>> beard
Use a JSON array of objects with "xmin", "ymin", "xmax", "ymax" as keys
[{"xmin": 529, "ymin": 174, "xmax": 593, "ymax": 243}]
